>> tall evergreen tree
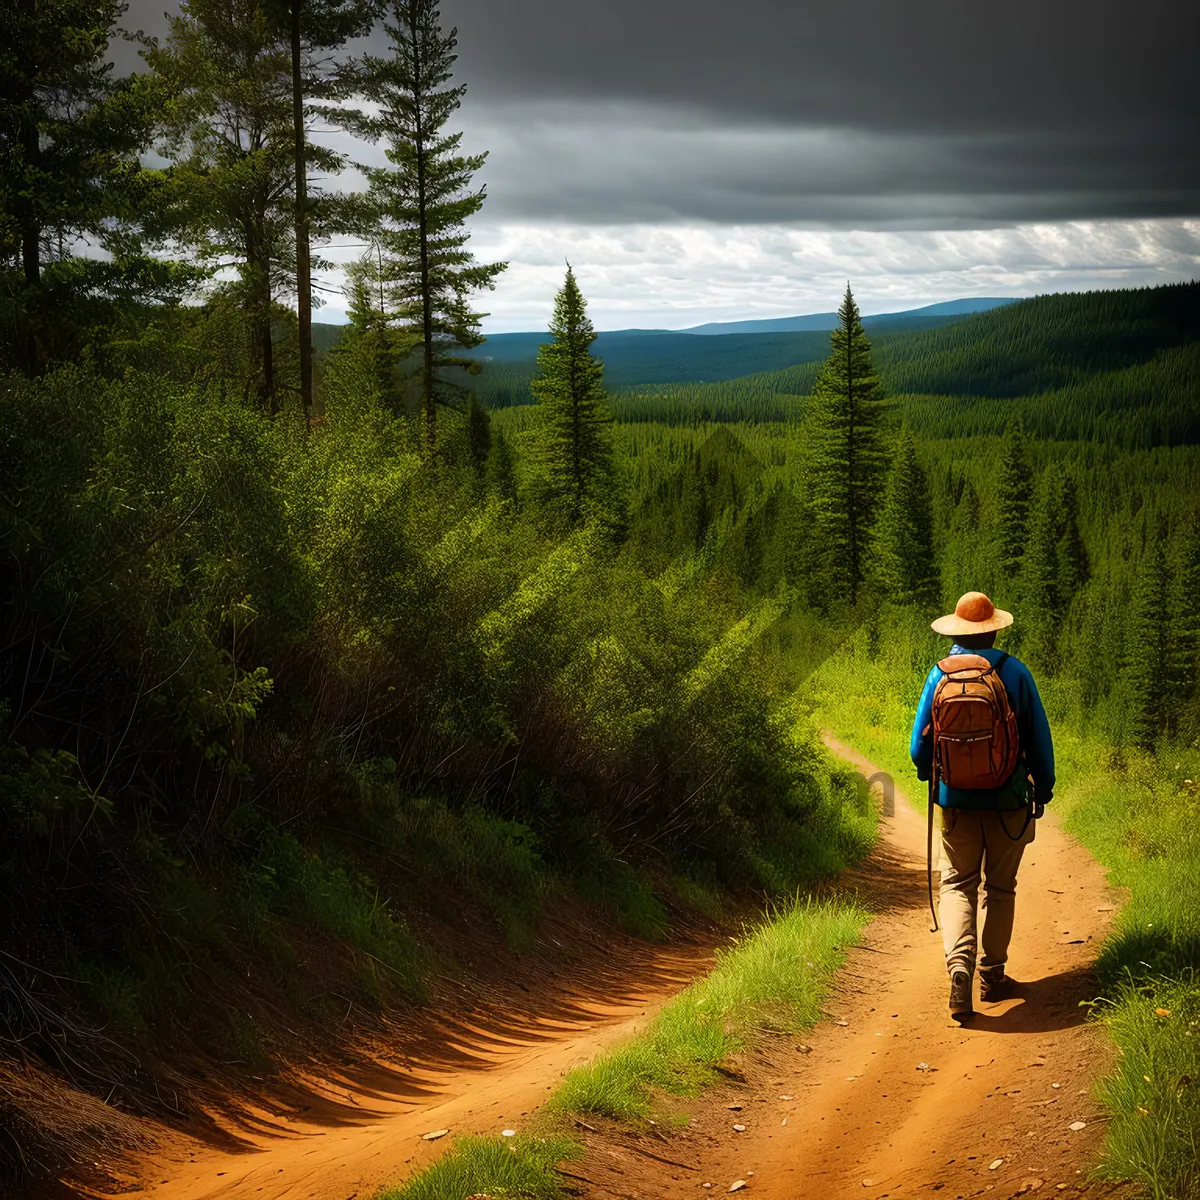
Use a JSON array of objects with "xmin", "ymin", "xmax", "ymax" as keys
[
  {"xmin": 148, "ymin": 0, "xmax": 296, "ymax": 409},
  {"xmin": 532, "ymin": 267, "xmax": 621, "ymax": 531},
  {"xmin": 346, "ymin": 0, "xmax": 505, "ymax": 452},
  {"xmin": 1, "ymin": 0, "xmax": 165, "ymax": 369},
  {"xmin": 805, "ymin": 285, "xmax": 888, "ymax": 604},
  {"xmin": 995, "ymin": 420, "xmax": 1034, "ymax": 574},
  {"xmin": 465, "ymin": 394, "xmax": 491, "ymax": 476},
  {"xmin": 1165, "ymin": 510, "xmax": 1200, "ymax": 740},
  {"xmin": 1124, "ymin": 534, "xmax": 1170, "ymax": 749},
  {"xmin": 871, "ymin": 427, "xmax": 939, "ymax": 606},
  {"xmin": 265, "ymin": 0, "xmax": 379, "ymax": 427},
  {"xmin": 487, "ymin": 427, "xmax": 519, "ymax": 510},
  {"xmin": 1020, "ymin": 467, "xmax": 1090, "ymax": 673}
]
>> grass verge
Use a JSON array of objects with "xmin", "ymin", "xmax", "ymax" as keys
[
  {"xmin": 550, "ymin": 897, "xmax": 866, "ymax": 1119},
  {"xmin": 378, "ymin": 1135, "xmax": 581, "ymax": 1200}
]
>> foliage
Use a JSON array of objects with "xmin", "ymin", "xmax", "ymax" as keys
[
  {"xmin": 871, "ymin": 426, "xmax": 938, "ymax": 606},
  {"xmin": 0, "ymin": 0, "xmax": 169, "ymax": 370},
  {"xmin": 530, "ymin": 268, "xmax": 623, "ymax": 532},
  {"xmin": 343, "ymin": 0, "xmax": 505, "ymax": 447}
]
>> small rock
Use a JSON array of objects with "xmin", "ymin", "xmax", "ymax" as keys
[
  {"xmin": 729, "ymin": 1182, "xmax": 747, "ymax": 1193},
  {"xmin": 1155, "ymin": 1008, "xmax": 1171, "ymax": 1017},
  {"xmin": 1051, "ymin": 1083, "xmax": 1061, "ymax": 1089},
  {"xmin": 779, "ymin": 1095, "xmax": 793, "ymax": 1101},
  {"xmin": 835, "ymin": 1020, "xmax": 849, "ymax": 1026},
  {"xmin": 703, "ymin": 1184, "xmax": 712, "ymax": 1191},
  {"xmin": 1057, "ymin": 1185, "xmax": 1069, "ymax": 1190},
  {"xmin": 500, "ymin": 1129, "xmax": 516, "ymax": 1137},
  {"xmin": 728, "ymin": 1104, "xmax": 743, "ymax": 1111},
  {"xmin": 862, "ymin": 1179, "xmax": 875, "ymax": 1187},
  {"xmin": 797, "ymin": 1044, "xmax": 812, "ymax": 1053},
  {"xmin": 916, "ymin": 1062, "xmax": 936, "ymax": 1072},
  {"xmin": 732, "ymin": 1123, "xmax": 746, "ymax": 1132},
  {"xmin": 781, "ymin": 1118, "xmax": 787, "ymax": 1126},
  {"xmin": 1018, "ymin": 1179, "xmax": 1044, "ymax": 1194},
  {"xmin": 1069, "ymin": 1121, "xmax": 1087, "ymax": 1131},
  {"xmin": 421, "ymin": 1129, "xmax": 450, "ymax": 1141},
  {"xmin": 989, "ymin": 1159, "xmax": 1004, "ymax": 1170}
]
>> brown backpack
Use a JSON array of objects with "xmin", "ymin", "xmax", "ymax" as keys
[{"xmin": 931, "ymin": 653, "xmax": 1020, "ymax": 790}]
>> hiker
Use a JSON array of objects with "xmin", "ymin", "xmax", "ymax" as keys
[{"xmin": 910, "ymin": 591, "xmax": 1055, "ymax": 1021}]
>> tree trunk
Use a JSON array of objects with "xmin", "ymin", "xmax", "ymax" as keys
[
  {"xmin": 19, "ymin": 114, "xmax": 40, "ymax": 287},
  {"xmin": 291, "ymin": 0, "xmax": 314, "ymax": 430},
  {"xmin": 409, "ymin": 2, "xmax": 435, "ymax": 455}
]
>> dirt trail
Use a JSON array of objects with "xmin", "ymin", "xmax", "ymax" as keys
[
  {"xmin": 96, "ymin": 944, "xmax": 712, "ymax": 1200},
  {"xmin": 102, "ymin": 737, "xmax": 1124, "ymax": 1200},
  {"xmin": 570, "ymin": 736, "xmax": 1126, "ymax": 1199}
]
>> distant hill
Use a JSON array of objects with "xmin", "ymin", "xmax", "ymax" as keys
[
  {"xmin": 680, "ymin": 297, "xmax": 1019, "ymax": 335},
  {"xmin": 611, "ymin": 281, "xmax": 1200, "ymax": 447},
  {"xmin": 309, "ymin": 297, "xmax": 1017, "ymax": 374}
]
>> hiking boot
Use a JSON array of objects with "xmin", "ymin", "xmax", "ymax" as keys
[
  {"xmin": 979, "ymin": 968, "xmax": 1018, "ymax": 1002},
  {"xmin": 948, "ymin": 969, "xmax": 973, "ymax": 1021}
]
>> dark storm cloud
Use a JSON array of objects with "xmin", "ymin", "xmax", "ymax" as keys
[{"xmin": 120, "ymin": 0, "xmax": 1200, "ymax": 226}]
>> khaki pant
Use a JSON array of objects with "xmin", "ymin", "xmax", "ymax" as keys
[{"xmin": 938, "ymin": 806, "xmax": 1036, "ymax": 976}]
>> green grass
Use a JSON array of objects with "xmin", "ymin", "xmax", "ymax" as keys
[
  {"xmin": 377, "ymin": 1134, "xmax": 581, "ymax": 1200},
  {"xmin": 1092, "ymin": 977, "xmax": 1200, "ymax": 1200},
  {"xmin": 549, "ymin": 897, "xmax": 866, "ymax": 1119}
]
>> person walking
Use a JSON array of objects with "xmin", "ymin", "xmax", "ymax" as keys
[{"xmin": 910, "ymin": 591, "xmax": 1055, "ymax": 1021}]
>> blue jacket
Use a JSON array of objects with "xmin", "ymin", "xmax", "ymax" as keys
[{"xmin": 910, "ymin": 645, "xmax": 1055, "ymax": 810}]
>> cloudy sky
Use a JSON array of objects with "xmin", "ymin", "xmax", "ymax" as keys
[{"xmin": 126, "ymin": 0, "xmax": 1200, "ymax": 330}]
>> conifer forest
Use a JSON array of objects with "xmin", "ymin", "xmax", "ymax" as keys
[{"xmin": 1, "ymin": 1, "xmax": 1197, "ymax": 1198}]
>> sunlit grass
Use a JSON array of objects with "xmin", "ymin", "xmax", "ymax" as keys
[
  {"xmin": 549, "ymin": 897, "xmax": 867, "ymax": 1119},
  {"xmin": 377, "ymin": 1134, "xmax": 581, "ymax": 1200}
]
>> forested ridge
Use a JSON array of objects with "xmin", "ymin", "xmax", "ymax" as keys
[{"xmin": 1, "ymin": 0, "xmax": 1197, "ymax": 1193}]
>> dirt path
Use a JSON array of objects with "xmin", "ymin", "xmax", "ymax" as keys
[
  {"xmin": 570, "ymin": 736, "xmax": 1127, "ymax": 1199},
  {"xmin": 95, "ymin": 944, "xmax": 712, "ymax": 1200},
  {"xmin": 102, "ymin": 736, "xmax": 1124, "ymax": 1200}
]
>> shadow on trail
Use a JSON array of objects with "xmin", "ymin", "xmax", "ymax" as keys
[
  {"xmin": 835, "ymin": 839, "xmax": 929, "ymax": 916},
  {"xmin": 964, "ymin": 963, "xmax": 1099, "ymax": 1035},
  {"xmin": 155, "ymin": 933, "xmax": 714, "ymax": 1156}
]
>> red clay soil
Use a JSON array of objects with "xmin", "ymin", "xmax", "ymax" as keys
[
  {"xmin": 568, "ymin": 736, "xmax": 1130, "ymax": 1200},
  {"xmin": 77, "ymin": 735, "xmax": 1127, "ymax": 1200}
]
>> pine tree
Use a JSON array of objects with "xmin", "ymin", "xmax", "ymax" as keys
[
  {"xmin": 148, "ymin": 0, "xmax": 296, "ymax": 409},
  {"xmin": 1020, "ymin": 468, "xmax": 1090, "ymax": 673},
  {"xmin": 805, "ymin": 285, "xmax": 888, "ymax": 604},
  {"xmin": 1165, "ymin": 510, "xmax": 1200, "ymax": 740},
  {"xmin": 532, "ymin": 267, "xmax": 621, "ymax": 531},
  {"xmin": 347, "ymin": 0, "xmax": 506, "ymax": 453},
  {"xmin": 871, "ymin": 427, "xmax": 939, "ymax": 606},
  {"xmin": 465, "ymin": 395, "xmax": 491, "ymax": 476},
  {"xmin": 265, "ymin": 0, "xmax": 379, "ymax": 426},
  {"xmin": 1020, "ymin": 469, "xmax": 1064, "ymax": 670},
  {"xmin": 1124, "ymin": 534, "xmax": 1170, "ymax": 749},
  {"xmin": 1056, "ymin": 473, "xmax": 1090, "ymax": 598},
  {"xmin": 487, "ymin": 427, "xmax": 519, "ymax": 510},
  {"xmin": 1, "ymin": 0, "xmax": 164, "ymax": 370},
  {"xmin": 996, "ymin": 421, "xmax": 1034, "ymax": 574}
]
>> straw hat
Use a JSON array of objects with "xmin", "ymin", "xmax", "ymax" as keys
[{"xmin": 931, "ymin": 591, "xmax": 1014, "ymax": 636}]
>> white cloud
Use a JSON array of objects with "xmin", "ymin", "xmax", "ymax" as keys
[{"xmin": 316, "ymin": 217, "xmax": 1200, "ymax": 331}]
